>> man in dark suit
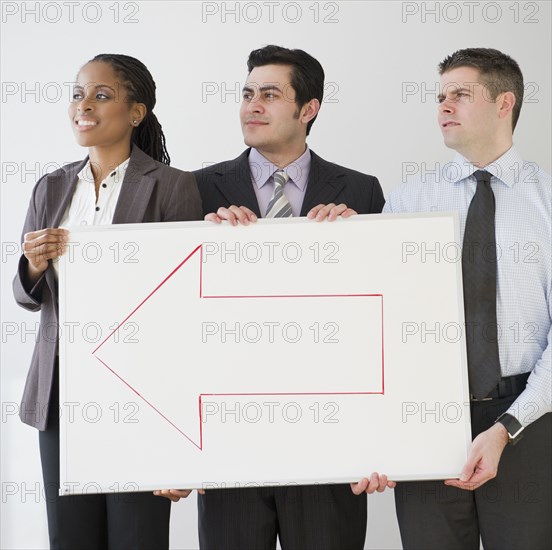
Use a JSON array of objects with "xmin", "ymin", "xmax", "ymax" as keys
[
  {"xmin": 160, "ymin": 45, "xmax": 394, "ymax": 549},
  {"xmin": 198, "ymin": 45, "xmax": 385, "ymax": 227}
]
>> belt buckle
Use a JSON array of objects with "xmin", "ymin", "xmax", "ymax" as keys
[{"xmin": 470, "ymin": 394, "xmax": 493, "ymax": 402}]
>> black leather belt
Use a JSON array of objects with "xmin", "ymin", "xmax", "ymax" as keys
[{"xmin": 470, "ymin": 372, "xmax": 530, "ymax": 402}]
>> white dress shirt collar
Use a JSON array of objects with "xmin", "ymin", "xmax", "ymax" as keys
[{"xmin": 449, "ymin": 145, "xmax": 523, "ymax": 188}]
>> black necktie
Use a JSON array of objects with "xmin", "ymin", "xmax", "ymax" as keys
[{"xmin": 462, "ymin": 170, "xmax": 501, "ymax": 399}]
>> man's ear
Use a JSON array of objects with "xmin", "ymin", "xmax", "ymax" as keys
[
  {"xmin": 496, "ymin": 91, "xmax": 516, "ymax": 123},
  {"xmin": 300, "ymin": 98, "xmax": 321, "ymax": 125}
]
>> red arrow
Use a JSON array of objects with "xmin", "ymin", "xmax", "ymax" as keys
[{"xmin": 93, "ymin": 245, "xmax": 384, "ymax": 450}]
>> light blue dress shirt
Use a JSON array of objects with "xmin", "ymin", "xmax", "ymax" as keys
[{"xmin": 384, "ymin": 146, "xmax": 551, "ymax": 426}]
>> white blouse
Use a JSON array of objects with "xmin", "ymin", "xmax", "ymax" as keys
[{"xmin": 53, "ymin": 157, "xmax": 129, "ymax": 275}]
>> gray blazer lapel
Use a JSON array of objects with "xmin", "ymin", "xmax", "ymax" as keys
[
  {"xmin": 46, "ymin": 159, "xmax": 85, "ymax": 227},
  {"xmin": 112, "ymin": 146, "xmax": 157, "ymax": 224},
  {"xmin": 301, "ymin": 151, "xmax": 346, "ymax": 216},
  {"xmin": 43, "ymin": 160, "xmax": 84, "ymax": 312}
]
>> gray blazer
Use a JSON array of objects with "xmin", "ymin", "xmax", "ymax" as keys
[{"xmin": 13, "ymin": 145, "xmax": 202, "ymax": 430}]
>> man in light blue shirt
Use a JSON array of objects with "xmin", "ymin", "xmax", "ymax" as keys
[{"xmin": 385, "ymin": 48, "xmax": 551, "ymax": 549}]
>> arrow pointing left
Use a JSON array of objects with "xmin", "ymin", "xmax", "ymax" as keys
[{"xmin": 92, "ymin": 244, "xmax": 384, "ymax": 450}]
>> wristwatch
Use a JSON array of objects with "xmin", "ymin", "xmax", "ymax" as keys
[{"xmin": 495, "ymin": 413, "xmax": 524, "ymax": 445}]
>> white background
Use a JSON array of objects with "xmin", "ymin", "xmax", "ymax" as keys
[{"xmin": 1, "ymin": 1, "xmax": 551, "ymax": 548}]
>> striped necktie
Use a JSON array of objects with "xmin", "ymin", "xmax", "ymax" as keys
[
  {"xmin": 462, "ymin": 170, "xmax": 501, "ymax": 399},
  {"xmin": 265, "ymin": 170, "xmax": 293, "ymax": 218}
]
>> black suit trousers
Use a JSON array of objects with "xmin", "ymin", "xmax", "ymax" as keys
[
  {"xmin": 198, "ymin": 483, "xmax": 367, "ymax": 550},
  {"xmin": 394, "ymin": 395, "xmax": 551, "ymax": 550},
  {"xmin": 38, "ymin": 361, "xmax": 171, "ymax": 550}
]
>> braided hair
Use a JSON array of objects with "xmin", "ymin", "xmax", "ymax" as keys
[{"xmin": 88, "ymin": 54, "xmax": 170, "ymax": 165}]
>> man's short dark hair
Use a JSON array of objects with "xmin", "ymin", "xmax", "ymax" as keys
[
  {"xmin": 247, "ymin": 45, "xmax": 325, "ymax": 135},
  {"xmin": 439, "ymin": 48, "xmax": 524, "ymax": 131}
]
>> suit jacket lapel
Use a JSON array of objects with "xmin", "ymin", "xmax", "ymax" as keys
[
  {"xmin": 46, "ymin": 159, "xmax": 85, "ymax": 227},
  {"xmin": 214, "ymin": 149, "xmax": 261, "ymax": 217},
  {"xmin": 112, "ymin": 146, "xmax": 157, "ymax": 224},
  {"xmin": 209, "ymin": 149, "xmax": 347, "ymax": 218},
  {"xmin": 44, "ymin": 158, "xmax": 85, "ymax": 304},
  {"xmin": 301, "ymin": 151, "xmax": 346, "ymax": 216}
]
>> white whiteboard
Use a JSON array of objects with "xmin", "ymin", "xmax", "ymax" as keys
[{"xmin": 58, "ymin": 213, "xmax": 471, "ymax": 494}]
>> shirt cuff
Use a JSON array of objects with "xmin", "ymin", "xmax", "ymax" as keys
[{"xmin": 506, "ymin": 385, "xmax": 550, "ymax": 427}]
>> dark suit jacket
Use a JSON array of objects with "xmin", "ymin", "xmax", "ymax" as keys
[
  {"xmin": 193, "ymin": 148, "xmax": 383, "ymax": 546},
  {"xmin": 13, "ymin": 145, "xmax": 202, "ymax": 430},
  {"xmin": 194, "ymin": 148, "xmax": 385, "ymax": 217}
]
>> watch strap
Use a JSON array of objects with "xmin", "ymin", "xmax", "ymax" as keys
[{"xmin": 495, "ymin": 412, "xmax": 524, "ymax": 445}]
